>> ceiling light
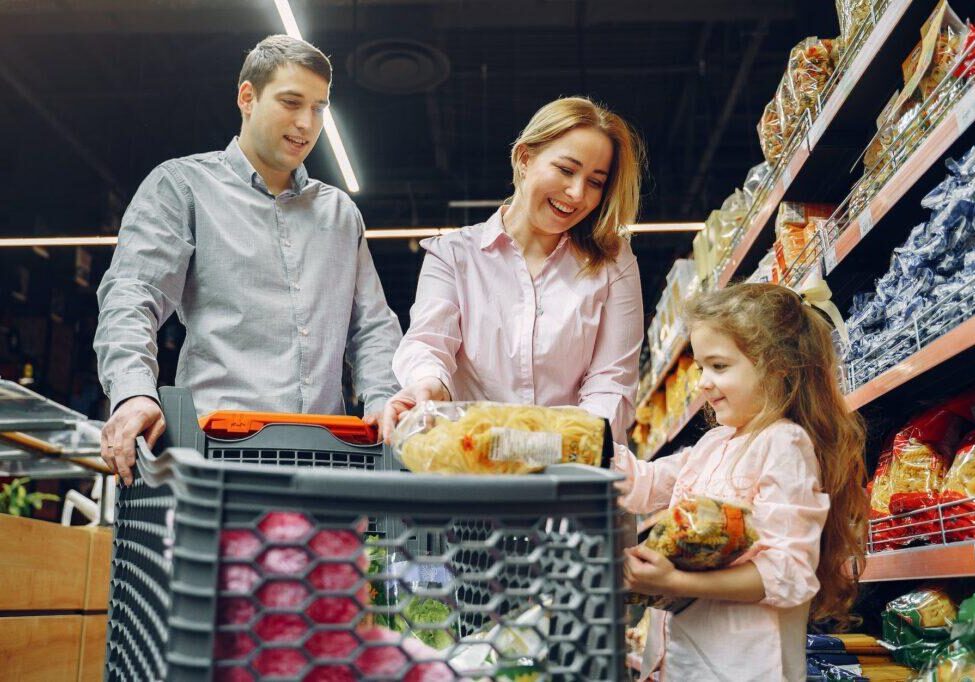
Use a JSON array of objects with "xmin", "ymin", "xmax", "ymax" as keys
[
  {"xmin": 448, "ymin": 200, "xmax": 504, "ymax": 208},
  {"xmin": 0, "ymin": 236, "xmax": 119, "ymax": 247},
  {"xmin": 273, "ymin": 0, "xmax": 361, "ymax": 194},
  {"xmin": 629, "ymin": 223, "xmax": 705, "ymax": 233}
]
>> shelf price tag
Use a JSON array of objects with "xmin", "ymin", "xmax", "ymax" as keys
[
  {"xmin": 859, "ymin": 208, "xmax": 875, "ymax": 237},
  {"xmin": 956, "ymin": 87, "xmax": 975, "ymax": 132}
]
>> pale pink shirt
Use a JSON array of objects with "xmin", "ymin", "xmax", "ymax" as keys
[
  {"xmin": 392, "ymin": 208, "xmax": 643, "ymax": 442},
  {"xmin": 614, "ymin": 419, "xmax": 830, "ymax": 682}
]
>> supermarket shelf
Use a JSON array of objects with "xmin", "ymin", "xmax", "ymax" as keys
[
  {"xmin": 715, "ymin": 0, "xmax": 937, "ymax": 287},
  {"xmin": 846, "ymin": 316, "xmax": 975, "ymax": 412},
  {"xmin": 637, "ymin": 337, "xmax": 689, "ymax": 409},
  {"xmin": 826, "ymin": 85, "xmax": 975, "ymax": 275},
  {"xmin": 641, "ymin": 393, "xmax": 708, "ymax": 461},
  {"xmin": 860, "ymin": 542, "xmax": 975, "ymax": 582}
]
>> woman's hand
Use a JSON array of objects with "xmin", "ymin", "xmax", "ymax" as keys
[
  {"xmin": 380, "ymin": 377, "xmax": 451, "ymax": 442},
  {"xmin": 623, "ymin": 545, "xmax": 682, "ymax": 596}
]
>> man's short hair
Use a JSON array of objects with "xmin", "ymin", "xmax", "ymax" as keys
[{"xmin": 239, "ymin": 35, "xmax": 332, "ymax": 96}]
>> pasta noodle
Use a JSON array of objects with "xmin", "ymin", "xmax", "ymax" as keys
[{"xmin": 391, "ymin": 401, "xmax": 607, "ymax": 474}]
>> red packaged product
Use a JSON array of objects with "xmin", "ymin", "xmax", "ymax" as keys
[{"xmin": 941, "ymin": 430, "xmax": 975, "ymax": 542}]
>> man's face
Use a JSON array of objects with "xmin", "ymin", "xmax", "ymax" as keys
[{"xmin": 239, "ymin": 63, "xmax": 330, "ymax": 175}]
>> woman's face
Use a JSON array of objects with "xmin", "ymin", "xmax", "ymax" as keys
[{"xmin": 516, "ymin": 126, "xmax": 614, "ymax": 237}]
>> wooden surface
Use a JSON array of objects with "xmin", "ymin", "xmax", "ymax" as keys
[
  {"xmin": 0, "ymin": 615, "xmax": 82, "ymax": 682},
  {"xmin": 0, "ymin": 514, "xmax": 89, "ymax": 611},
  {"xmin": 78, "ymin": 615, "xmax": 107, "ymax": 682},
  {"xmin": 83, "ymin": 526, "xmax": 112, "ymax": 611}
]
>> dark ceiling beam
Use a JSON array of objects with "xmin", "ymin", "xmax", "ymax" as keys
[
  {"xmin": 1, "ymin": 1, "xmax": 795, "ymax": 34},
  {"xmin": 666, "ymin": 22, "xmax": 714, "ymax": 147},
  {"xmin": 0, "ymin": 52, "xmax": 126, "ymax": 201},
  {"xmin": 679, "ymin": 20, "xmax": 769, "ymax": 216}
]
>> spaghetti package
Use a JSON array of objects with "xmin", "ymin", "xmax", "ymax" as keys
[
  {"xmin": 940, "ymin": 430, "xmax": 975, "ymax": 542},
  {"xmin": 390, "ymin": 401, "xmax": 611, "ymax": 474},
  {"xmin": 627, "ymin": 497, "xmax": 758, "ymax": 613}
]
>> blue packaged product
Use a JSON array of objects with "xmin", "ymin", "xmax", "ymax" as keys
[{"xmin": 807, "ymin": 634, "xmax": 846, "ymax": 653}]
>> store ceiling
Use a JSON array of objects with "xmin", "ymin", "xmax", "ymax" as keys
[{"xmin": 0, "ymin": 0, "xmax": 840, "ymax": 323}]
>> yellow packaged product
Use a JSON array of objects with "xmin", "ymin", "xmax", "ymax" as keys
[
  {"xmin": 390, "ymin": 401, "xmax": 609, "ymax": 474},
  {"xmin": 665, "ymin": 372, "xmax": 681, "ymax": 426}
]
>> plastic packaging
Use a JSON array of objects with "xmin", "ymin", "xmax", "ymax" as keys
[
  {"xmin": 776, "ymin": 73, "xmax": 800, "ymax": 145},
  {"xmin": 743, "ymin": 162, "xmax": 773, "ymax": 203},
  {"xmin": 627, "ymin": 496, "xmax": 758, "ymax": 612},
  {"xmin": 787, "ymin": 37, "xmax": 839, "ymax": 115},
  {"xmin": 758, "ymin": 100, "xmax": 785, "ymax": 164},
  {"xmin": 390, "ymin": 401, "xmax": 610, "ymax": 474},
  {"xmin": 836, "ymin": 0, "xmax": 874, "ymax": 46},
  {"xmin": 940, "ymin": 430, "xmax": 975, "ymax": 541},
  {"xmin": 882, "ymin": 585, "xmax": 957, "ymax": 669}
]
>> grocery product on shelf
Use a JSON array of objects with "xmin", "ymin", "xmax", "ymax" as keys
[
  {"xmin": 787, "ymin": 37, "xmax": 841, "ymax": 117},
  {"xmin": 773, "ymin": 202, "xmax": 836, "ymax": 278},
  {"xmin": 913, "ymin": 593, "xmax": 975, "ymax": 681},
  {"xmin": 836, "ymin": 0, "xmax": 875, "ymax": 48},
  {"xmin": 758, "ymin": 99, "xmax": 785, "ymax": 165},
  {"xmin": 867, "ymin": 390, "xmax": 975, "ymax": 551},
  {"xmin": 845, "ymin": 145, "xmax": 975, "ymax": 389},
  {"xmin": 390, "ymin": 401, "xmax": 610, "ymax": 474},
  {"xmin": 852, "ymin": 2, "xmax": 970, "ymax": 219},
  {"xmin": 882, "ymin": 585, "xmax": 957, "ymax": 670},
  {"xmin": 940, "ymin": 430, "xmax": 975, "ymax": 541}
]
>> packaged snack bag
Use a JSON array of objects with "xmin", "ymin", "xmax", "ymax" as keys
[
  {"xmin": 940, "ymin": 430, "xmax": 975, "ymax": 542},
  {"xmin": 626, "ymin": 497, "xmax": 758, "ymax": 613},
  {"xmin": 390, "ymin": 401, "xmax": 611, "ymax": 474},
  {"xmin": 882, "ymin": 585, "xmax": 957, "ymax": 669}
]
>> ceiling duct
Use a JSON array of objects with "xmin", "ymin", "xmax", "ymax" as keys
[{"xmin": 347, "ymin": 39, "xmax": 450, "ymax": 94}]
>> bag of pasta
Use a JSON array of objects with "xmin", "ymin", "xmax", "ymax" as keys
[
  {"xmin": 941, "ymin": 430, "xmax": 975, "ymax": 542},
  {"xmin": 885, "ymin": 394, "xmax": 975, "ymax": 547},
  {"xmin": 882, "ymin": 585, "xmax": 957, "ymax": 669},
  {"xmin": 390, "ymin": 401, "xmax": 611, "ymax": 474},
  {"xmin": 758, "ymin": 99, "xmax": 785, "ymax": 164},
  {"xmin": 787, "ymin": 37, "xmax": 839, "ymax": 116},
  {"xmin": 626, "ymin": 496, "xmax": 758, "ymax": 613},
  {"xmin": 835, "ymin": 0, "xmax": 873, "ymax": 47}
]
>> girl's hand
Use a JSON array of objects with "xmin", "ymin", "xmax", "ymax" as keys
[{"xmin": 623, "ymin": 545, "xmax": 682, "ymax": 596}]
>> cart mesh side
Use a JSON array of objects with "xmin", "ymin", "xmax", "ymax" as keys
[
  {"xmin": 105, "ymin": 388, "xmax": 391, "ymax": 682},
  {"xmin": 108, "ymin": 451, "xmax": 625, "ymax": 680}
]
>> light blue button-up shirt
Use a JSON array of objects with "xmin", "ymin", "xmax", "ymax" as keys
[{"xmin": 95, "ymin": 138, "xmax": 402, "ymax": 416}]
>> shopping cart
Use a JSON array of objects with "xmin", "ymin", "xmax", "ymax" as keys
[{"xmin": 105, "ymin": 387, "xmax": 627, "ymax": 680}]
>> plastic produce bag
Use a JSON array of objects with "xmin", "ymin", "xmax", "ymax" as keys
[
  {"xmin": 390, "ymin": 401, "xmax": 610, "ymax": 474},
  {"xmin": 626, "ymin": 496, "xmax": 758, "ymax": 613}
]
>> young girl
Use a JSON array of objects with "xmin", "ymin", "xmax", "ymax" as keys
[{"xmin": 615, "ymin": 283, "xmax": 866, "ymax": 681}]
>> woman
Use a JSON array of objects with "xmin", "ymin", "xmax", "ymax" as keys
[{"xmin": 382, "ymin": 96, "xmax": 646, "ymax": 445}]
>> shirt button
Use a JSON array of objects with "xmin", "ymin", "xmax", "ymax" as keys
[
  {"xmin": 292, "ymin": 282, "xmax": 301, "ymax": 291},
  {"xmin": 300, "ymin": 328, "xmax": 309, "ymax": 336},
  {"xmin": 304, "ymin": 377, "xmax": 311, "ymax": 385},
  {"xmin": 283, "ymin": 239, "xmax": 292, "ymax": 247},
  {"xmin": 537, "ymin": 308, "xmax": 544, "ymax": 316}
]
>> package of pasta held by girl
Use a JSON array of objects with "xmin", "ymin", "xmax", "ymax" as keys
[
  {"xmin": 625, "ymin": 497, "xmax": 759, "ymax": 613},
  {"xmin": 390, "ymin": 401, "xmax": 612, "ymax": 474}
]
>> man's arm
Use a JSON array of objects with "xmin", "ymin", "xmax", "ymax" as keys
[
  {"xmin": 344, "ymin": 209, "xmax": 403, "ymax": 422},
  {"xmin": 94, "ymin": 163, "xmax": 195, "ymax": 482}
]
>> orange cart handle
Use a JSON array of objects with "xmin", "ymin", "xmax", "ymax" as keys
[{"xmin": 199, "ymin": 411, "xmax": 378, "ymax": 444}]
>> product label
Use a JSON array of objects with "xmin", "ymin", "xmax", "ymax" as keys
[
  {"xmin": 859, "ymin": 208, "xmax": 875, "ymax": 237},
  {"xmin": 488, "ymin": 428, "xmax": 562, "ymax": 467}
]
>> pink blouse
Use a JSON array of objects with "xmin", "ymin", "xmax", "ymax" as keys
[
  {"xmin": 614, "ymin": 420, "xmax": 830, "ymax": 682},
  {"xmin": 392, "ymin": 208, "xmax": 643, "ymax": 442}
]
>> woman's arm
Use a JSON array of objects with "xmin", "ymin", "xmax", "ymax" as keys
[{"xmin": 577, "ymin": 255, "xmax": 643, "ymax": 443}]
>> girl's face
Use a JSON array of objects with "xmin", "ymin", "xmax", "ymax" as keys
[
  {"xmin": 515, "ymin": 126, "xmax": 613, "ymax": 237},
  {"xmin": 690, "ymin": 323, "xmax": 766, "ymax": 433}
]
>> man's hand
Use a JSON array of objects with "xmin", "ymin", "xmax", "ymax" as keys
[
  {"xmin": 380, "ymin": 377, "xmax": 450, "ymax": 442},
  {"xmin": 100, "ymin": 396, "xmax": 166, "ymax": 486}
]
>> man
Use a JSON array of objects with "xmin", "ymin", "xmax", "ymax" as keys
[{"xmin": 95, "ymin": 35, "xmax": 402, "ymax": 484}]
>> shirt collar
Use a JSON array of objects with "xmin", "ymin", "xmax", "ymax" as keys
[
  {"xmin": 224, "ymin": 137, "xmax": 309, "ymax": 194},
  {"xmin": 480, "ymin": 206, "xmax": 572, "ymax": 256}
]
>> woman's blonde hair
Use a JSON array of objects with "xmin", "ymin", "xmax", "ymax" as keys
[
  {"xmin": 686, "ymin": 283, "xmax": 867, "ymax": 630},
  {"xmin": 510, "ymin": 96, "xmax": 645, "ymax": 274}
]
